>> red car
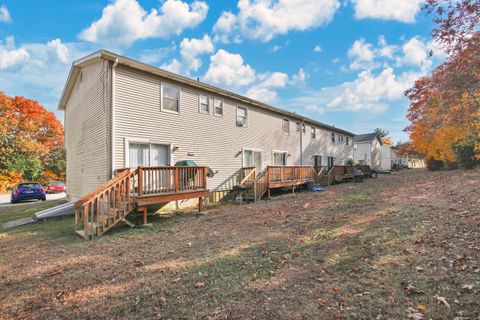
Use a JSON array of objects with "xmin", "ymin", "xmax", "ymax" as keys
[{"xmin": 46, "ymin": 181, "xmax": 66, "ymax": 193}]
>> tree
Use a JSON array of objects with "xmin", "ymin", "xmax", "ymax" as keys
[
  {"xmin": 0, "ymin": 92, "xmax": 64, "ymax": 189},
  {"xmin": 423, "ymin": 0, "xmax": 480, "ymax": 54},
  {"xmin": 374, "ymin": 128, "xmax": 389, "ymax": 139}
]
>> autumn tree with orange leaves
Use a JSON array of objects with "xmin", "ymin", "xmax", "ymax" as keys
[
  {"xmin": 0, "ymin": 92, "xmax": 64, "ymax": 191},
  {"xmin": 404, "ymin": 0, "xmax": 480, "ymax": 169}
]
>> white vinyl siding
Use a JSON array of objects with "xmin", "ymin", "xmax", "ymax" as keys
[
  {"xmin": 311, "ymin": 127, "xmax": 316, "ymax": 139},
  {"xmin": 112, "ymin": 64, "xmax": 354, "ymax": 193},
  {"xmin": 64, "ymin": 60, "xmax": 109, "ymax": 200},
  {"xmin": 161, "ymin": 82, "xmax": 180, "ymax": 113}
]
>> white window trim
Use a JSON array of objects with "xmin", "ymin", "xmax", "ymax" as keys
[
  {"xmin": 236, "ymin": 105, "xmax": 248, "ymax": 127},
  {"xmin": 282, "ymin": 119, "xmax": 290, "ymax": 135},
  {"xmin": 213, "ymin": 97, "xmax": 224, "ymax": 117},
  {"xmin": 160, "ymin": 81, "xmax": 181, "ymax": 114},
  {"xmin": 124, "ymin": 137, "xmax": 174, "ymax": 168},
  {"xmin": 198, "ymin": 93, "xmax": 210, "ymax": 114},
  {"xmin": 272, "ymin": 150, "xmax": 288, "ymax": 166},
  {"xmin": 242, "ymin": 147, "xmax": 263, "ymax": 168}
]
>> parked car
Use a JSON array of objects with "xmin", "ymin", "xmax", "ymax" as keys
[
  {"xmin": 46, "ymin": 181, "xmax": 66, "ymax": 194},
  {"xmin": 11, "ymin": 182, "xmax": 46, "ymax": 204}
]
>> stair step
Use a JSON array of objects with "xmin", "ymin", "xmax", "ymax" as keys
[{"xmin": 97, "ymin": 214, "xmax": 115, "ymax": 225}]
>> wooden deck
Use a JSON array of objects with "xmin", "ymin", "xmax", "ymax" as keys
[{"xmin": 75, "ymin": 166, "xmax": 209, "ymax": 240}]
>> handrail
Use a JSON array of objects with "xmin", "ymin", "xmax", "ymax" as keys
[
  {"xmin": 75, "ymin": 169, "xmax": 132, "ymax": 208},
  {"xmin": 240, "ymin": 168, "xmax": 256, "ymax": 185}
]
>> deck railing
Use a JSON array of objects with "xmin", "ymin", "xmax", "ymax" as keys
[
  {"xmin": 137, "ymin": 166, "xmax": 207, "ymax": 196},
  {"xmin": 75, "ymin": 168, "xmax": 135, "ymax": 238},
  {"xmin": 267, "ymin": 165, "xmax": 317, "ymax": 183},
  {"xmin": 240, "ymin": 167, "xmax": 256, "ymax": 184}
]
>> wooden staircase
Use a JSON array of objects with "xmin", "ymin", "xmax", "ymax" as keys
[
  {"xmin": 238, "ymin": 167, "xmax": 268, "ymax": 202},
  {"xmin": 75, "ymin": 169, "xmax": 137, "ymax": 240}
]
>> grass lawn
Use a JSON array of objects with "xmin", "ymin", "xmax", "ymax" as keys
[
  {"xmin": 0, "ymin": 168, "xmax": 478, "ymax": 319},
  {"xmin": 0, "ymin": 199, "xmax": 68, "ymax": 225}
]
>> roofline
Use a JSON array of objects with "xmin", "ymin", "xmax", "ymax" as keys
[{"xmin": 58, "ymin": 49, "xmax": 355, "ymax": 136}]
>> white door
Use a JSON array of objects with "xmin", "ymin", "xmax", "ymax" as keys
[
  {"xmin": 273, "ymin": 152, "xmax": 287, "ymax": 166},
  {"xmin": 244, "ymin": 149, "xmax": 263, "ymax": 173},
  {"xmin": 129, "ymin": 143, "xmax": 170, "ymax": 167}
]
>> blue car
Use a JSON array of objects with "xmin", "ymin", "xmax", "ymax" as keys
[{"xmin": 11, "ymin": 182, "xmax": 47, "ymax": 204}]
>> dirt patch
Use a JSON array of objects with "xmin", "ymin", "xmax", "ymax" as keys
[{"xmin": 0, "ymin": 168, "xmax": 479, "ymax": 319}]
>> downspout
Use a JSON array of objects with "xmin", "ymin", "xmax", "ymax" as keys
[{"xmin": 111, "ymin": 58, "xmax": 119, "ymax": 177}]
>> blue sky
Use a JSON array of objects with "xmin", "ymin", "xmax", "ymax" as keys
[{"xmin": 0, "ymin": 0, "xmax": 446, "ymax": 142}]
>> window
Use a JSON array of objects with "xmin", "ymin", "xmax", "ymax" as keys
[
  {"xmin": 311, "ymin": 127, "xmax": 316, "ymax": 139},
  {"xmin": 327, "ymin": 156, "xmax": 334, "ymax": 168},
  {"xmin": 273, "ymin": 151, "xmax": 288, "ymax": 166},
  {"xmin": 282, "ymin": 119, "xmax": 290, "ymax": 134},
  {"xmin": 237, "ymin": 106, "xmax": 247, "ymax": 126},
  {"xmin": 346, "ymin": 137, "xmax": 349, "ymax": 145},
  {"xmin": 199, "ymin": 94, "xmax": 209, "ymax": 114},
  {"xmin": 162, "ymin": 83, "xmax": 180, "ymax": 113},
  {"xmin": 296, "ymin": 122, "xmax": 300, "ymax": 134},
  {"xmin": 331, "ymin": 132, "xmax": 335, "ymax": 143},
  {"xmin": 313, "ymin": 155, "xmax": 322, "ymax": 167},
  {"xmin": 214, "ymin": 98, "xmax": 223, "ymax": 116},
  {"xmin": 302, "ymin": 124, "xmax": 306, "ymax": 134}
]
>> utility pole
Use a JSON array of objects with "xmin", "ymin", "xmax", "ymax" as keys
[{"xmin": 299, "ymin": 120, "xmax": 304, "ymax": 165}]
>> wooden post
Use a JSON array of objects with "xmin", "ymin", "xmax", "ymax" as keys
[
  {"xmin": 140, "ymin": 207, "xmax": 147, "ymax": 225},
  {"xmin": 138, "ymin": 167, "xmax": 143, "ymax": 196},
  {"xmin": 174, "ymin": 167, "xmax": 179, "ymax": 192},
  {"xmin": 203, "ymin": 167, "xmax": 207, "ymax": 190},
  {"xmin": 280, "ymin": 166, "xmax": 284, "ymax": 182},
  {"xmin": 198, "ymin": 197, "xmax": 203, "ymax": 212}
]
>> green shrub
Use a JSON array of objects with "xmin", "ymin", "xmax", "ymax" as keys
[
  {"xmin": 426, "ymin": 157, "xmax": 444, "ymax": 171},
  {"xmin": 452, "ymin": 135, "xmax": 479, "ymax": 169}
]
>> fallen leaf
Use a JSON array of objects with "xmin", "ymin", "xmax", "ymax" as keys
[
  {"xmin": 133, "ymin": 260, "xmax": 144, "ymax": 267},
  {"xmin": 195, "ymin": 282, "xmax": 205, "ymax": 289},
  {"xmin": 434, "ymin": 295, "xmax": 451, "ymax": 309},
  {"xmin": 404, "ymin": 283, "xmax": 425, "ymax": 295},
  {"xmin": 333, "ymin": 287, "xmax": 341, "ymax": 292},
  {"xmin": 158, "ymin": 296, "xmax": 167, "ymax": 305},
  {"xmin": 303, "ymin": 202, "xmax": 311, "ymax": 209},
  {"xmin": 417, "ymin": 305, "xmax": 427, "ymax": 310}
]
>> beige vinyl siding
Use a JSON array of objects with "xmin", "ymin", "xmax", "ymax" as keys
[
  {"xmin": 113, "ymin": 65, "xmax": 353, "ymax": 192},
  {"xmin": 65, "ymin": 60, "xmax": 110, "ymax": 200}
]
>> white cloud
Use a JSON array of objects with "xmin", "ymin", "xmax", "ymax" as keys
[
  {"xmin": 212, "ymin": 11, "xmax": 239, "ymax": 43},
  {"xmin": 348, "ymin": 38, "xmax": 375, "ymax": 70},
  {"xmin": 79, "ymin": 0, "xmax": 208, "ymax": 47},
  {"xmin": 353, "ymin": 0, "xmax": 423, "ymax": 23},
  {"xmin": 400, "ymin": 37, "xmax": 428, "ymax": 66},
  {"xmin": 47, "ymin": 39, "xmax": 70, "ymax": 64},
  {"xmin": 291, "ymin": 66, "xmax": 425, "ymax": 113},
  {"xmin": 203, "ymin": 49, "xmax": 256, "ymax": 89},
  {"xmin": 0, "ymin": 36, "xmax": 29, "ymax": 69},
  {"xmin": 313, "ymin": 45, "xmax": 322, "ymax": 53},
  {"xmin": 180, "ymin": 35, "xmax": 214, "ymax": 72},
  {"xmin": 213, "ymin": 0, "xmax": 340, "ymax": 42},
  {"xmin": 291, "ymin": 68, "xmax": 307, "ymax": 85},
  {"xmin": 0, "ymin": 4, "xmax": 11, "ymax": 22},
  {"xmin": 160, "ymin": 58, "xmax": 182, "ymax": 74}
]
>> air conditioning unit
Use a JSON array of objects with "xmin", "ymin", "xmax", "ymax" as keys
[{"xmin": 236, "ymin": 119, "xmax": 246, "ymax": 127}]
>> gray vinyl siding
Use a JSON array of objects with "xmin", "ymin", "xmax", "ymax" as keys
[
  {"xmin": 113, "ymin": 65, "xmax": 353, "ymax": 192},
  {"xmin": 64, "ymin": 60, "xmax": 110, "ymax": 200}
]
